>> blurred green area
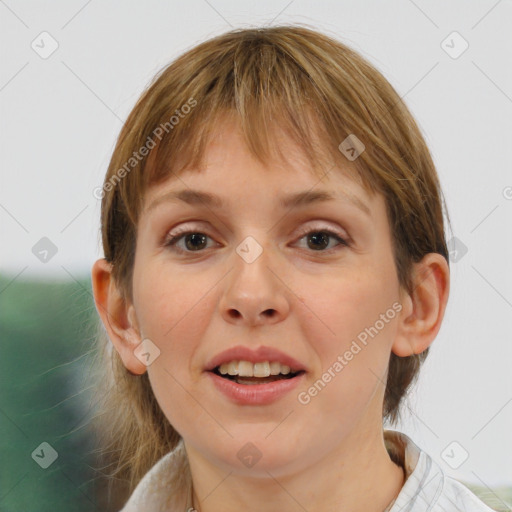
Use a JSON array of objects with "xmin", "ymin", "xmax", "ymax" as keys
[
  {"xmin": 0, "ymin": 274, "xmax": 510, "ymax": 511},
  {"xmin": 0, "ymin": 273, "xmax": 121, "ymax": 512},
  {"xmin": 464, "ymin": 485, "xmax": 512, "ymax": 512}
]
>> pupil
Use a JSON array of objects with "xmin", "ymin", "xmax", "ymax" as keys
[
  {"xmin": 184, "ymin": 232, "xmax": 330, "ymax": 251},
  {"xmin": 185, "ymin": 233, "xmax": 207, "ymax": 251},
  {"xmin": 308, "ymin": 232, "xmax": 329, "ymax": 250}
]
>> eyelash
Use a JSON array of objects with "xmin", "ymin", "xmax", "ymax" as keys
[{"xmin": 163, "ymin": 225, "xmax": 349, "ymax": 255}]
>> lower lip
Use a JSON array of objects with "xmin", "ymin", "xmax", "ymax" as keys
[{"xmin": 206, "ymin": 371, "xmax": 305, "ymax": 405}]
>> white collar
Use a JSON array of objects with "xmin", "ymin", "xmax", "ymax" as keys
[{"xmin": 121, "ymin": 430, "xmax": 493, "ymax": 511}]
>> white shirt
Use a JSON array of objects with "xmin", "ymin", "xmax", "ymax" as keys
[
  {"xmin": 383, "ymin": 430, "xmax": 495, "ymax": 511},
  {"xmin": 121, "ymin": 430, "xmax": 495, "ymax": 511}
]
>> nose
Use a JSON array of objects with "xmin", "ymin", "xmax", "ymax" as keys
[{"xmin": 218, "ymin": 238, "xmax": 291, "ymax": 327}]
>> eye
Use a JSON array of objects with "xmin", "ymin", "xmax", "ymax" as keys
[
  {"xmin": 164, "ymin": 225, "xmax": 349, "ymax": 255},
  {"xmin": 163, "ymin": 229, "xmax": 216, "ymax": 253},
  {"xmin": 293, "ymin": 227, "xmax": 349, "ymax": 252}
]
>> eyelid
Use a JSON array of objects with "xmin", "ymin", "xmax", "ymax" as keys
[
  {"xmin": 163, "ymin": 221, "xmax": 347, "ymax": 243},
  {"xmin": 162, "ymin": 221, "xmax": 350, "ymax": 254},
  {"xmin": 293, "ymin": 222, "xmax": 349, "ymax": 242}
]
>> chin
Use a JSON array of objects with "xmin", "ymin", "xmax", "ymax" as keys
[{"xmin": 205, "ymin": 434, "xmax": 309, "ymax": 477}]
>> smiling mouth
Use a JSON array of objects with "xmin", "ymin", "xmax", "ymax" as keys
[{"xmin": 212, "ymin": 367, "xmax": 305, "ymax": 385}]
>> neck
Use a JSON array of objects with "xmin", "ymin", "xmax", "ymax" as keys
[{"xmin": 186, "ymin": 422, "xmax": 405, "ymax": 512}]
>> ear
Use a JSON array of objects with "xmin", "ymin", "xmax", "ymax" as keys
[
  {"xmin": 392, "ymin": 253, "xmax": 450, "ymax": 357},
  {"xmin": 91, "ymin": 258, "xmax": 147, "ymax": 375}
]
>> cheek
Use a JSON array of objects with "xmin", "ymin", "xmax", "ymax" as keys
[
  {"xmin": 134, "ymin": 265, "xmax": 224, "ymax": 389},
  {"xmin": 133, "ymin": 268, "xmax": 195, "ymax": 364},
  {"xmin": 299, "ymin": 266, "xmax": 397, "ymax": 359},
  {"xmin": 294, "ymin": 268, "xmax": 397, "ymax": 414},
  {"xmin": 135, "ymin": 260, "xmax": 208, "ymax": 335},
  {"xmin": 137, "ymin": 273, "xmax": 215, "ymax": 436}
]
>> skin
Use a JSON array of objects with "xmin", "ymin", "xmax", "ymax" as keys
[{"xmin": 92, "ymin": 118, "xmax": 450, "ymax": 512}]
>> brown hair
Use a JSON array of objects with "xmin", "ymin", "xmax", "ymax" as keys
[{"xmin": 90, "ymin": 24, "xmax": 451, "ymax": 505}]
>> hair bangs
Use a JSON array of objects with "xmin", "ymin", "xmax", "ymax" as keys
[{"xmin": 140, "ymin": 35, "xmax": 375, "ymax": 202}]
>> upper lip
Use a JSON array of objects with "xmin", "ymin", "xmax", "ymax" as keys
[{"xmin": 205, "ymin": 345, "xmax": 307, "ymax": 373}]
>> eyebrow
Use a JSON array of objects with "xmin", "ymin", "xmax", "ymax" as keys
[{"xmin": 145, "ymin": 188, "xmax": 371, "ymax": 216}]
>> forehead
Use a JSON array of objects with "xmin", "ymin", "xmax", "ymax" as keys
[{"xmin": 142, "ymin": 117, "xmax": 375, "ymax": 217}]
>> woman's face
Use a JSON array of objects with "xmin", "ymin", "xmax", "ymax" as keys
[{"xmin": 128, "ymin": 119, "xmax": 405, "ymax": 476}]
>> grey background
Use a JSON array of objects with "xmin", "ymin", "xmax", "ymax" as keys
[{"xmin": 1, "ymin": 0, "xmax": 511, "ymax": 487}]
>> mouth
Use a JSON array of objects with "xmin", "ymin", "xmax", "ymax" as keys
[
  {"xmin": 206, "ymin": 363, "xmax": 306, "ymax": 405},
  {"xmin": 211, "ymin": 366, "xmax": 305, "ymax": 386},
  {"xmin": 204, "ymin": 346, "xmax": 307, "ymax": 404}
]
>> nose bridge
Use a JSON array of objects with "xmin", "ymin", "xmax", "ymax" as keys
[
  {"xmin": 219, "ymin": 231, "xmax": 290, "ymax": 324},
  {"xmin": 232, "ymin": 232, "xmax": 276, "ymax": 295}
]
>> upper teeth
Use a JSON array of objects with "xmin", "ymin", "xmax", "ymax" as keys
[{"xmin": 218, "ymin": 361, "xmax": 293, "ymax": 377}]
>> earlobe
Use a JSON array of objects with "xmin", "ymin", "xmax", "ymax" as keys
[
  {"xmin": 91, "ymin": 258, "xmax": 147, "ymax": 375},
  {"xmin": 392, "ymin": 253, "xmax": 450, "ymax": 357}
]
